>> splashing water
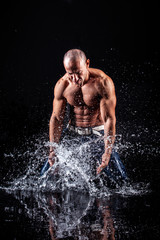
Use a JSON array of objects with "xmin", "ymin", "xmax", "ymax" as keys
[
  {"xmin": 1, "ymin": 125, "xmax": 156, "ymax": 197},
  {"xmin": 1, "ymin": 132, "xmax": 110, "ymax": 195}
]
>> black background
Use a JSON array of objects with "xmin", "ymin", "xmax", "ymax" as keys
[
  {"xmin": 1, "ymin": 0, "xmax": 160, "ymax": 151},
  {"xmin": 0, "ymin": 2, "xmax": 160, "ymax": 239}
]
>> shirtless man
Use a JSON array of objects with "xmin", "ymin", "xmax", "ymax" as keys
[{"xmin": 48, "ymin": 49, "xmax": 116, "ymax": 175}]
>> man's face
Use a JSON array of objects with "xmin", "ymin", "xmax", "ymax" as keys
[{"xmin": 64, "ymin": 58, "xmax": 89, "ymax": 86}]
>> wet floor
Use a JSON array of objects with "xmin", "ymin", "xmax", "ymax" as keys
[{"xmin": 0, "ymin": 188, "xmax": 160, "ymax": 240}]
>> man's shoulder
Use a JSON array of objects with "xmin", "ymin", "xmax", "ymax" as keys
[
  {"xmin": 55, "ymin": 74, "xmax": 69, "ymax": 90},
  {"xmin": 89, "ymin": 68, "xmax": 111, "ymax": 80},
  {"xmin": 54, "ymin": 74, "xmax": 69, "ymax": 99},
  {"xmin": 89, "ymin": 68, "xmax": 115, "ymax": 98},
  {"xmin": 55, "ymin": 74, "xmax": 68, "ymax": 86},
  {"xmin": 89, "ymin": 68, "xmax": 113, "ymax": 86}
]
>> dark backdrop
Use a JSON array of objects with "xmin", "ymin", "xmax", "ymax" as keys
[{"xmin": 1, "ymin": 0, "xmax": 159, "ymax": 152}]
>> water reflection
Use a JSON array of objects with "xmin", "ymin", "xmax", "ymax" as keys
[
  {"xmin": 5, "ymin": 189, "xmax": 115, "ymax": 240},
  {"xmin": 39, "ymin": 191, "xmax": 115, "ymax": 240},
  {"xmin": 1, "ymin": 186, "xmax": 159, "ymax": 240}
]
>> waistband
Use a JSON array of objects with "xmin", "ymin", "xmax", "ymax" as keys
[{"xmin": 66, "ymin": 124, "xmax": 104, "ymax": 136}]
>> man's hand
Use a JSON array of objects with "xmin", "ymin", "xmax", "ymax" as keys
[
  {"xmin": 48, "ymin": 151, "xmax": 56, "ymax": 167},
  {"xmin": 96, "ymin": 153, "xmax": 110, "ymax": 175}
]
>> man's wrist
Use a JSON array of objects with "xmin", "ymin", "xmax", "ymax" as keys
[
  {"xmin": 101, "ymin": 161, "xmax": 108, "ymax": 168},
  {"xmin": 49, "ymin": 142, "xmax": 55, "ymax": 152},
  {"xmin": 101, "ymin": 153, "xmax": 110, "ymax": 166}
]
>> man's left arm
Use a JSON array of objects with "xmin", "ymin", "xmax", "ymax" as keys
[{"xmin": 97, "ymin": 77, "xmax": 116, "ymax": 174}]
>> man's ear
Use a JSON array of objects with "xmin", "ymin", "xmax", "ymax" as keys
[{"xmin": 86, "ymin": 59, "xmax": 90, "ymax": 68}]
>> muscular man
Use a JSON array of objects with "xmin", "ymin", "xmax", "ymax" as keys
[{"xmin": 41, "ymin": 49, "xmax": 127, "ymax": 182}]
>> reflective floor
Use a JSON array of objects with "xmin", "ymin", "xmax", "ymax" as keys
[{"xmin": 0, "ymin": 188, "xmax": 160, "ymax": 240}]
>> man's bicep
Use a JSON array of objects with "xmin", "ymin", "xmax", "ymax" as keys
[
  {"xmin": 107, "ymin": 95, "xmax": 116, "ymax": 111},
  {"xmin": 100, "ymin": 96, "xmax": 116, "ymax": 123},
  {"xmin": 100, "ymin": 76, "xmax": 116, "ymax": 119},
  {"xmin": 51, "ymin": 79, "xmax": 67, "ymax": 120},
  {"xmin": 51, "ymin": 97, "xmax": 66, "ymax": 121}
]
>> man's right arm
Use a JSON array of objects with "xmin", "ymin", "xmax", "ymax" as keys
[{"xmin": 49, "ymin": 79, "xmax": 67, "ymax": 166}]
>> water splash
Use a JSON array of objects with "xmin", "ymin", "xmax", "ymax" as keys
[{"xmin": 1, "ymin": 126, "xmax": 155, "ymax": 197}]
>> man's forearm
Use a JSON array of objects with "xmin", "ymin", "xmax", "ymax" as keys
[
  {"xmin": 49, "ymin": 116, "xmax": 63, "ymax": 151},
  {"xmin": 97, "ymin": 117, "xmax": 116, "ymax": 174},
  {"xmin": 103, "ymin": 117, "xmax": 116, "ymax": 164}
]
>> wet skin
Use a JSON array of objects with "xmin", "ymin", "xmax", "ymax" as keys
[
  {"xmin": 63, "ymin": 70, "xmax": 103, "ymax": 127},
  {"xmin": 49, "ymin": 59, "xmax": 116, "ymax": 174}
]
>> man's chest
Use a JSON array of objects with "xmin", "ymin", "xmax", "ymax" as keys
[{"xmin": 63, "ymin": 83, "xmax": 101, "ymax": 107}]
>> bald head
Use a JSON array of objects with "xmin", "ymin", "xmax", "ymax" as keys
[
  {"xmin": 63, "ymin": 49, "xmax": 87, "ymax": 66},
  {"xmin": 63, "ymin": 49, "xmax": 90, "ymax": 86}
]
